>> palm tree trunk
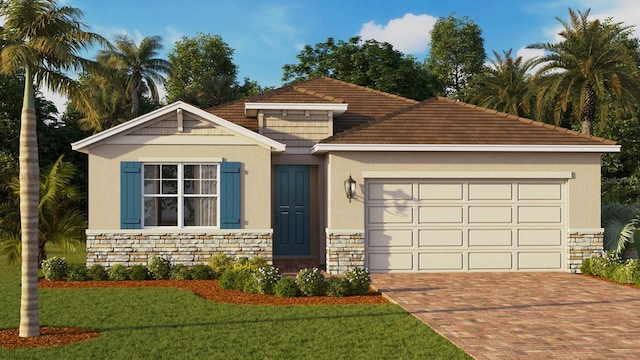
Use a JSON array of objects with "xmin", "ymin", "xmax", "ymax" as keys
[
  {"xmin": 19, "ymin": 65, "xmax": 40, "ymax": 338},
  {"xmin": 581, "ymin": 85, "xmax": 596, "ymax": 135},
  {"xmin": 130, "ymin": 79, "xmax": 140, "ymax": 118}
]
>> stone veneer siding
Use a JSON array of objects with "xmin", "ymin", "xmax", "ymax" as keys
[
  {"xmin": 567, "ymin": 229, "xmax": 604, "ymax": 273},
  {"xmin": 325, "ymin": 230, "xmax": 365, "ymax": 274},
  {"xmin": 86, "ymin": 230, "xmax": 272, "ymax": 268}
]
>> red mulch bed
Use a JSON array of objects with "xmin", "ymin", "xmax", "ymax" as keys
[{"xmin": 1, "ymin": 279, "xmax": 388, "ymax": 350}]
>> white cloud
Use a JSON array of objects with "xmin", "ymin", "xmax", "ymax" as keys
[
  {"xmin": 165, "ymin": 26, "xmax": 184, "ymax": 47},
  {"xmin": 358, "ymin": 13, "xmax": 437, "ymax": 54}
]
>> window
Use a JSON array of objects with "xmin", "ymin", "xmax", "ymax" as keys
[{"xmin": 143, "ymin": 163, "xmax": 218, "ymax": 227}]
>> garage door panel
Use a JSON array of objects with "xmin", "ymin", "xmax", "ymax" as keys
[
  {"xmin": 368, "ymin": 206, "xmax": 413, "ymax": 224},
  {"xmin": 419, "ymin": 206, "xmax": 463, "ymax": 223},
  {"xmin": 469, "ymin": 252, "xmax": 513, "ymax": 270},
  {"xmin": 469, "ymin": 229, "xmax": 512, "ymax": 246},
  {"xmin": 518, "ymin": 252, "xmax": 562, "ymax": 270},
  {"xmin": 468, "ymin": 183, "xmax": 512, "ymax": 200},
  {"xmin": 518, "ymin": 206, "xmax": 561, "ymax": 223},
  {"xmin": 419, "ymin": 253, "xmax": 463, "ymax": 270},
  {"xmin": 368, "ymin": 229, "xmax": 413, "ymax": 247},
  {"xmin": 368, "ymin": 252, "xmax": 414, "ymax": 272},
  {"xmin": 419, "ymin": 229, "xmax": 463, "ymax": 246},
  {"xmin": 419, "ymin": 183, "xmax": 463, "ymax": 200},
  {"xmin": 518, "ymin": 184, "xmax": 561, "ymax": 200},
  {"xmin": 518, "ymin": 229, "xmax": 562, "ymax": 246},
  {"xmin": 468, "ymin": 206, "xmax": 512, "ymax": 223},
  {"xmin": 368, "ymin": 183, "xmax": 413, "ymax": 200}
]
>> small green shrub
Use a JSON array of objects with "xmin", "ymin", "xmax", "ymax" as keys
[
  {"xmin": 611, "ymin": 259, "xmax": 640, "ymax": 284},
  {"xmin": 191, "ymin": 264, "xmax": 215, "ymax": 280},
  {"xmin": 42, "ymin": 257, "xmax": 68, "ymax": 281},
  {"xmin": 247, "ymin": 256, "xmax": 269, "ymax": 270},
  {"xmin": 344, "ymin": 267, "xmax": 371, "ymax": 295},
  {"xmin": 589, "ymin": 252, "xmax": 620, "ymax": 277},
  {"xmin": 296, "ymin": 268, "xmax": 325, "ymax": 297},
  {"xmin": 252, "ymin": 265, "xmax": 281, "ymax": 295},
  {"xmin": 129, "ymin": 264, "xmax": 150, "ymax": 280},
  {"xmin": 580, "ymin": 257, "xmax": 593, "ymax": 275},
  {"xmin": 88, "ymin": 264, "xmax": 108, "ymax": 281},
  {"xmin": 66, "ymin": 264, "xmax": 89, "ymax": 281},
  {"xmin": 108, "ymin": 264, "xmax": 129, "ymax": 281},
  {"xmin": 148, "ymin": 257, "xmax": 172, "ymax": 280},
  {"xmin": 274, "ymin": 277, "xmax": 299, "ymax": 298},
  {"xmin": 219, "ymin": 268, "xmax": 253, "ymax": 290},
  {"xmin": 325, "ymin": 276, "xmax": 349, "ymax": 297},
  {"xmin": 210, "ymin": 253, "xmax": 235, "ymax": 276},
  {"xmin": 169, "ymin": 264, "xmax": 192, "ymax": 280}
]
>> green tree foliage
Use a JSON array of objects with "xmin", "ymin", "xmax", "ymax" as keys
[
  {"xmin": 0, "ymin": 0, "xmax": 105, "ymax": 337},
  {"xmin": 465, "ymin": 49, "xmax": 536, "ymax": 117},
  {"xmin": 97, "ymin": 34, "xmax": 171, "ymax": 119},
  {"xmin": 528, "ymin": 8, "xmax": 640, "ymax": 134},
  {"xmin": 426, "ymin": 14, "xmax": 486, "ymax": 98},
  {"xmin": 282, "ymin": 36, "xmax": 438, "ymax": 101},
  {"xmin": 166, "ymin": 33, "xmax": 263, "ymax": 108}
]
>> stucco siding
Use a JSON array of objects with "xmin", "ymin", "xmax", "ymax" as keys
[
  {"xmin": 326, "ymin": 152, "xmax": 601, "ymax": 230},
  {"xmin": 87, "ymin": 142, "xmax": 272, "ymax": 229}
]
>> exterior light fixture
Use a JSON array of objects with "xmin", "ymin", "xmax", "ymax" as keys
[{"xmin": 344, "ymin": 175, "xmax": 356, "ymax": 202}]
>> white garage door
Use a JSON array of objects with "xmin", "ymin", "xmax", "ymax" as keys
[{"xmin": 365, "ymin": 179, "xmax": 566, "ymax": 272}]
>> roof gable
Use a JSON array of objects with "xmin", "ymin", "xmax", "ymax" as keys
[{"xmin": 71, "ymin": 101, "xmax": 286, "ymax": 153}]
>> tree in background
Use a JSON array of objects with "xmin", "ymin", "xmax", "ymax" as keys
[
  {"xmin": 0, "ymin": 155, "xmax": 86, "ymax": 266},
  {"xmin": 528, "ymin": 8, "xmax": 640, "ymax": 135},
  {"xmin": 0, "ymin": 0, "xmax": 105, "ymax": 338},
  {"xmin": 282, "ymin": 36, "xmax": 438, "ymax": 101},
  {"xmin": 166, "ymin": 33, "xmax": 263, "ymax": 108},
  {"xmin": 426, "ymin": 14, "xmax": 485, "ymax": 98},
  {"xmin": 97, "ymin": 34, "xmax": 170, "ymax": 118},
  {"xmin": 464, "ymin": 49, "xmax": 536, "ymax": 117}
]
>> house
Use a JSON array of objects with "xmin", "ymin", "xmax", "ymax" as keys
[{"xmin": 72, "ymin": 77, "xmax": 618, "ymax": 274}]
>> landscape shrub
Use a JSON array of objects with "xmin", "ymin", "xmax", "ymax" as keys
[
  {"xmin": 129, "ymin": 264, "xmax": 150, "ymax": 280},
  {"xmin": 191, "ymin": 264, "xmax": 215, "ymax": 280},
  {"xmin": 588, "ymin": 252, "xmax": 620, "ymax": 277},
  {"xmin": 169, "ymin": 264, "xmax": 192, "ymax": 280},
  {"xmin": 219, "ymin": 267, "xmax": 253, "ymax": 290},
  {"xmin": 611, "ymin": 259, "xmax": 640, "ymax": 284},
  {"xmin": 344, "ymin": 267, "xmax": 371, "ymax": 295},
  {"xmin": 210, "ymin": 253, "xmax": 235, "ymax": 276},
  {"xmin": 251, "ymin": 265, "xmax": 281, "ymax": 295},
  {"xmin": 42, "ymin": 256, "xmax": 68, "ymax": 281},
  {"xmin": 66, "ymin": 264, "xmax": 89, "ymax": 281},
  {"xmin": 274, "ymin": 277, "xmax": 298, "ymax": 298},
  {"xmin": 580, "ymin": 257, "xmax": 593, "ymax": 275},
  {"xmin": 108, "ymin": 264, "xmax": 129, "ymax": 281},
  {"xmin": 325, "ymin": 276, "xmax": 349, "ymax": 297},
  {"xmin": 148, "ymin": 257, "xmax": 172, "ymax": 280},
  {"xmin": 296, "ymin": 268, "xmax": 325, "ymax": 296},
  {"xmin": 247, "ymin": 256, "xmax": 269, "ymax": 270},
  {"xmin": 88, "ymin": 264, "xmax": 108, "ymax": 280}
]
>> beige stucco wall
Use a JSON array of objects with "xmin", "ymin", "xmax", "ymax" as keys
[
  {"xmin": 326, "ymin": 151, "xmax": 602, "ymax": 229},
  {"xmin": 86, "ymin": 142, "xmax": 272, "ymax": 229}
]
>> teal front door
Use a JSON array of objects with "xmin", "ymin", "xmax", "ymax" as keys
[{"xmin": 274, "ymin": 165, "xmax": 310, "ymax": 256}]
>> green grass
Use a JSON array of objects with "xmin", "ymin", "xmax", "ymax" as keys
[{"xmin": 0, "ymin": 248, "xmax": 471, "ymax": 360}]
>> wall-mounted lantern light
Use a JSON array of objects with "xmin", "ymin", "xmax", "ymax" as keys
[{"xmin": 344, "ymin": 175, "xmax": 356, "ymax": 202}]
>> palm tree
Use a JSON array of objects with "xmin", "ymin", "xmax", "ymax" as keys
[
  {"xmin": 527, "ymin": 8, "xmax": 640, "ymax": 134},
  {"xmin": 0, "ymin": 155, "xmax": 87, "ymax": 266},
  {"xmin": 602, "ymin": 202, "xmax": 640, "ymax": 255},
  {"xmin": 97, "ymin": 34, "xmax": 170, "ymax": 117},
  {"xmin": 466, "ymin": 49, "xmax": 536, "ymax": 117},
  {"xmin": 0, "ymin": 0, "xmax": 106, "ymax": 338}
]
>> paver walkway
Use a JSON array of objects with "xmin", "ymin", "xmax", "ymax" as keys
[{"xmin": 372, "ymin": 272, "xmax": 640, "ymax": 360}]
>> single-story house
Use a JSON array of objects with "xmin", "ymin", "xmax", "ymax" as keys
[{"xmin": 72, "ymin": 77, "xmax": 618, "ymax": 274}]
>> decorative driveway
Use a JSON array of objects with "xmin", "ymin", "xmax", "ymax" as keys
[{"xmin": 372, "ymin": 272, "xmax": 640, "ymax": 359}]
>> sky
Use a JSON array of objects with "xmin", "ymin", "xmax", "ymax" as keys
[{"xmin": 43, "ymin": 0, "xmax": 640, "ymax": 113}]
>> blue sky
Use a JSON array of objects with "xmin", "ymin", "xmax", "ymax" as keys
[{"xmin": 49, "ymin": 0, "xmax": 640, "ymax": 109}]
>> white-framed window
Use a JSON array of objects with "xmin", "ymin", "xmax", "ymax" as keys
[{"xmin": 142, "ymin": 163, "xmax": 219, "ymax": 227}]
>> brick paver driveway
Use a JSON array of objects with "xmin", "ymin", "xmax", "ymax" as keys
[{"xmin": 372, "ymin": 272, "xmax": 640, "ymax": 359}]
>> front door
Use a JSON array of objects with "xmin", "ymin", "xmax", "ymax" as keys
[{"xmin": 274, "ymin": 165, "xmax": 310, "ymax": 256}]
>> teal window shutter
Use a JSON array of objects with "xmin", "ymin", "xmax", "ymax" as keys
[
  {"xmin": 121, "ymin": 162, "xmax": 142, "ymax": 229},
  {"xmin": 220, "ymin": 162, "xmax": 241, "ymax": 229}
]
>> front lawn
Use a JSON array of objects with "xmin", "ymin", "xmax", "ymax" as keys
[{"xmin": 0, "ymin": 250, "xmax": 470, "ymax": 360}]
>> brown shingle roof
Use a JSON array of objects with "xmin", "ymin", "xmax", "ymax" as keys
[
  {"xmin": 322, "ymin": 97, "xmax": 616, "ymax": 145},
  {"xmin": 207, "ymin": 77, "xmax": 615, "ymax": 146}
]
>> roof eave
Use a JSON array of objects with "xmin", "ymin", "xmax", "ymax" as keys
[{"xmin": 311, "ymin": 143, "xmax": 621, "ymax": 154}]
